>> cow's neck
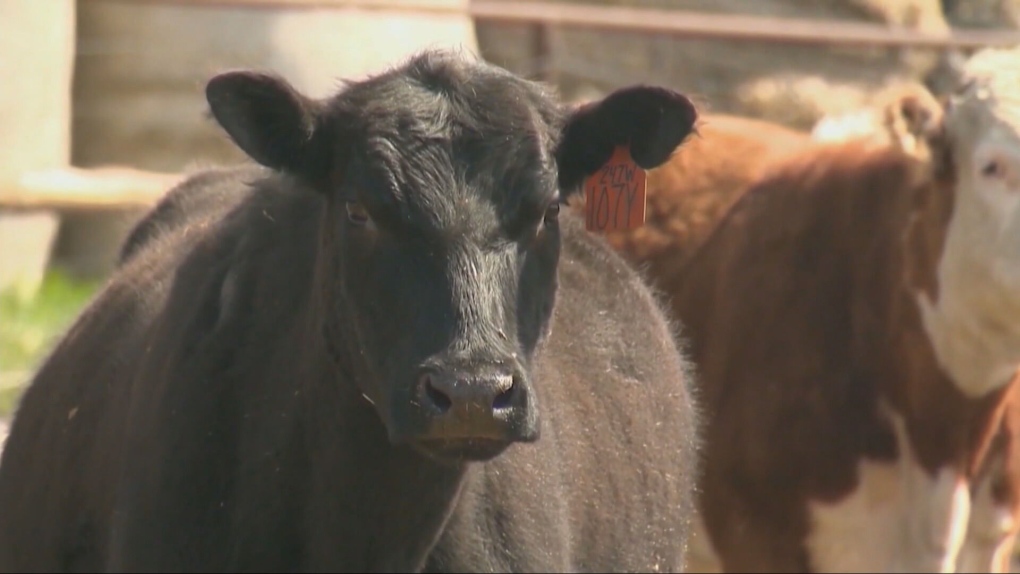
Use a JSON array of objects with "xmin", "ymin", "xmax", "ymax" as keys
[
  {"xmin": 299, "ymin": 284, "xmax": 470, "ymax": 570},
  {"xmin": 300, "ymin": 360, "xmax": 470, "ymax": 571},
  {"xmin": 917, "ymin": 198, "xmax": 1020, "ymax": 398}
]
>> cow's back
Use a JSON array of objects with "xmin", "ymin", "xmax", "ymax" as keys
[
  {"xmin": 118, "ymin": 166, "xmax": 265, "ymax": 264},
  {"xmin": 575, "ymin": 113, "xmax": 811, "ymax": 285},
  {"xmin": 427, "ymin": 211, "xmax": 701, "ymax": 572},
  {"xmin": 0, "ymin": 166, "xmax": 263, "ymax": 572}
]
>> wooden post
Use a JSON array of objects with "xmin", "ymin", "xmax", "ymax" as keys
[
  {"xmin": 0, "ymin": 0, "xmax": 76, "ymax": 299},
  {"xmin": 532, "ymin": 22, "xmax": 557, "ymax": 84}
]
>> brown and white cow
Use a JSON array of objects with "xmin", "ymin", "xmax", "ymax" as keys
[{"xmin": 652, "ymin": 47, "xmax": 1020, "ymax": 572}]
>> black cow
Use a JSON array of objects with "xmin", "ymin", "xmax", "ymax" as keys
[
  {"xmin": 0, "ymin": 50, "xmax": 701, "ymax": 573},
  {"xmin": 116, "ymin": 168, "xmax": 248, "ymax": 265}
]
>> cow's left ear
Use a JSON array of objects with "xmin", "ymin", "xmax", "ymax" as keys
[
  {"xmin": 206, "ymin": 70, "xmax": 334, "ymax": 183},
  {"xmin": 554, "ymin": 86, "xmax": 698, "ymax": 194}
]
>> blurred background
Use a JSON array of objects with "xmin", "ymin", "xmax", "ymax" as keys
[{"xmin": 1, "ymin": 0, "xmax": 1019, "ymax": 423}]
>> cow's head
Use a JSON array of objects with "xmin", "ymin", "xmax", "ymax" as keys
[
  {"xmin": 915, "ymin": 47, "xmax": 1020, "ymax": 399},
  {"xmin": 942, "ymin": 47, "xmax": 1020, "ymax": 266},
  {"xmin": 205, "ymin": 51, "xmax": 697, "ymax": 463}
]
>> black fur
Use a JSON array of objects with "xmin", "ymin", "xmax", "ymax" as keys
[{"xmin": 0, "ymin": 50, "xmax": 700, "ymax": 573}]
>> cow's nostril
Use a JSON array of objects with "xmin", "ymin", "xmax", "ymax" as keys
[
  {"xmin": 421, "ymin": 374, "xmax": 452, "ymax": 414},
  {"xmin": 492, "ymin": 378, "xmax": 517, "ymax": 411}
]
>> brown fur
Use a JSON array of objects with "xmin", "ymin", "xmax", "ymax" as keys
[
  {"xmin": 604, "ymin": 91, "xmax": 940, "ymax": 296},
  {"xmin": 668, "ymin": 139, "xmax": 1020, "ymax": 571},
  {"xmin": 567, "ymin": 114, "xmax": 812, "ymax": 283}
]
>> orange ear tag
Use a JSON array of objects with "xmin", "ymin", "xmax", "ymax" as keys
[{"xmin": 583, "ymin": 145, "xmax": 648, "ymax": 233}]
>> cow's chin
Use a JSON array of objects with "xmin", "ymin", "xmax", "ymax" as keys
[{"xmin": 410, "ymin": 438, "xmax": 514, "ymax": 465}]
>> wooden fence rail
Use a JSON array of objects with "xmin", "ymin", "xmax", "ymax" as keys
[
  {"xmin": 7, "ymin": 0, "xmax": 1020, "ymax": 212},
  {"xmin": 0, "ymin": 167, "xmax": 180, "ymax": 212},
  {"xmin": 88, "ymin": 0, "xmax": 1020, "ymax": 49}
]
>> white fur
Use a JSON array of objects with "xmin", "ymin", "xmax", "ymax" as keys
[
  {"xmin": 806, "ymin": 406, "xmax": 971, "ymax": 573},
  {"xmin": 686, "ymin": 407, "xmax": 979, "ymax": 573}
]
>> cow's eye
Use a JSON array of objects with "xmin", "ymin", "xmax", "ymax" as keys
[
  {"xmin": 543, "ymin": 202, "xmax": 560, "ymax": 225},
  {"xmin": 346, "ymin": 201, "xmax": 371, "ymax": 226},
  {"xmin": 982, "ymin": 160, "xmax": 1003, "ymax": 179}
]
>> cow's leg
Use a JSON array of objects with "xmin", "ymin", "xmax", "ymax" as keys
[
  {"xmin": 957, "ymin": 449, "xmax": 1019, "ymax": 573},
  {"xmin": 900, "ymin": 465, "xmax": 972, "ymax": 573}
]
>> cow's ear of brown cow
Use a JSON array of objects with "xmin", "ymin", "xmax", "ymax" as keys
[
  {"xmin": 554, "ymin": 86, "xmax": 698, "ymax": 194},
  {"xmin": 205, "ymin": 70, "xmax": 333, "ymax": 183}
]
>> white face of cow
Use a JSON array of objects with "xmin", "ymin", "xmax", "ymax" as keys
[
  {"xmin": 918, "ymin": 47, "xmax": 1020, "ymax": 398},
  {"xmin": 948, "ymin": 55, "xmax": 1020, "ymax": 268}
]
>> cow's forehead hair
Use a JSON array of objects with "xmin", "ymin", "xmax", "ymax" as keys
[
  {"xmin": 331, "ymin": 51, "xmax": 563, "ymax": 227},
  {"xmin": 335, "ymin": 50, "xmax": 564, "ymax": 145}
]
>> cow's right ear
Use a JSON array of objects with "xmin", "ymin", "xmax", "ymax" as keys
[
  {"xmin": 206, "ymin": 70, "xmax": 329, "ymax": 178},
  {"xmin": 554, "ymin": 86, "xmax": 698, "ymax": 195}
]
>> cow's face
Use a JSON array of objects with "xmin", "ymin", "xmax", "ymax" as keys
[
  {"xmin": 944, "ymin": 48, "xmax": 1020, "ymax": 282},
  {"xmin": 205, "ymin": 52, "xmax": 696, "ymax": 463},
  {"xmin": 915, "ymin": 47, "xmax": 1020, "ymax": 399}
]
